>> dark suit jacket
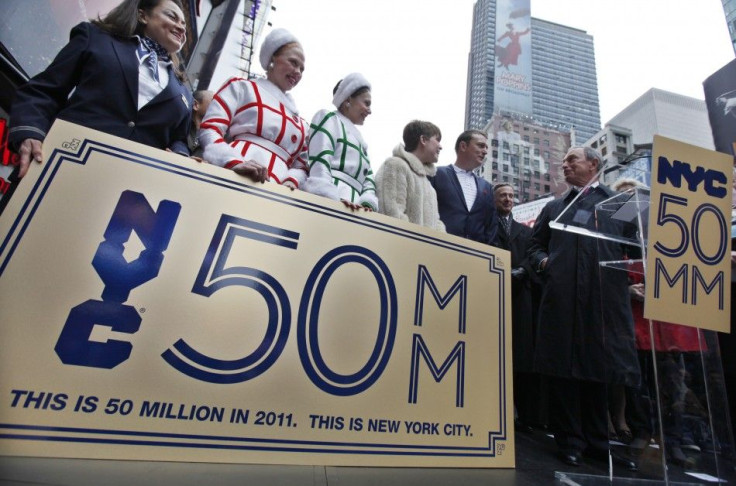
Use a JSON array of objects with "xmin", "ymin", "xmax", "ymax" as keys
[
  {"xmin": 9, "ymin": 22, "xmax": 192, "ymax": 155},
  {"xmin": 528, "ymin": 185, "xmax": 640, "ymax": 386},
  {"xmin": 497, "ymin": 217, "xmax": 539, "ymax": 372},
  {"xmin": 430, "ymin": 164, "xmax": 498, "ymax": 245}
]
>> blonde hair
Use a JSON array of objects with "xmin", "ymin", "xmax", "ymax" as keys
[{"xmin": 611, "ymin": 177, "xmax": 643, "ymax": 192}]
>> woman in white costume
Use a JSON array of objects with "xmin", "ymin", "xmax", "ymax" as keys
[
  {"xmin": 305, "ymin": 73, "xmax": 377, "ymax": 211},
  {"xmin": 199, "ymin": 28, "xmax": 308, "ymax": 187}
]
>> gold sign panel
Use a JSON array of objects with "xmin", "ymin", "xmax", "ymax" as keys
[
  {"xmin": 0, "ymin": 121, "xmax": 513, "ymax": 467},
  {"xmin": 645, "ymin": 135, "xmax": 733, "ymax": 332}
]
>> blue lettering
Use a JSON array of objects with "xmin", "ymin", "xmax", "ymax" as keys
[
  {"xmin": 162, "ymin": 215, "xmax": 295, "ymax": 383},
  {"xmin": 691, "ymin": 266, "xmax": 725, "ymax": 310},
  {"xmin": 408, "ymin": 334, "xmax": 465, "ymax": 407},
  {"xmin": 653, "ymin": 258, "xmax": 688, "ymax": 303},
  {"xmin": 298, "ymin": 245, "xmax": 397, "ymax": 396},
  {"xmin": 55, "ymin": 191, "xmax": 180, "ymax": 368},
  {"xmin": 657, "ymin": 156, "xmax": 727, "ymax": 198},
  {"xmin": 414, "ymin": 265, "xmax": 467, "ymax": 333}
]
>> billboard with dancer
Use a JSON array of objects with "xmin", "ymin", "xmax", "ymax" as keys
[{"xmin": 494, "ymin": 0, "xmax": 532, "ymax": 115}]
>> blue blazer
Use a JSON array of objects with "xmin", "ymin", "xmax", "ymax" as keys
[
  {"xmin": 9, "ymin": 22, "xmax": 192, "ymax": 155},
  {"xmin": 430, "ymin": 165, "xmax": 498, "ymax": 245}
]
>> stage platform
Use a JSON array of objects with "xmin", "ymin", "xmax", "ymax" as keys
[{"xmin": 2, "ymin": 427, "xmax": 734, "ymax": 485}]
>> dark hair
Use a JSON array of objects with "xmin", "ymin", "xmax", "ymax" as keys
[
  {"xmin": 454, "ymin": 129, "xmax": 487, "ymax": 152},
  {"xmin": 92, "ymin": 0, "xmax": 187, "ymax": 83},
  {"xmin": 403, "ymin": 120, "xmax": 441, "ymax": 152},
  {"xmin": 493, "ymin": 183, "xmax": 513, "ymax": 193}
]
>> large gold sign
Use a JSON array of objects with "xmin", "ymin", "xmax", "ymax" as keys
[
  {"xmin": 645, "ymin": 135, "xmax": 733, "ymax": 332},
  {"xmin": 0, "ymin": 121, "xmax": 513, "ymax": 467}
]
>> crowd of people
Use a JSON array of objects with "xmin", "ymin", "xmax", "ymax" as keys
[{"xmin": 6, "ymin": 0, "xmax": 735, "ymax": 475}]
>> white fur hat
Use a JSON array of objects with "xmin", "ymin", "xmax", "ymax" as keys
[
  {"xmin": 332, "ymin": 73, "xmax": 371, "ymax": 109},
  {"xmin": 259, "ymin": 28, "xmax": 300, "ymax": 71}
]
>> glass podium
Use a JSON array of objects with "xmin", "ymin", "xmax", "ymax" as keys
[{"xmin": 544, "ymin": 172, "xmax": 734, "ymax": 484}]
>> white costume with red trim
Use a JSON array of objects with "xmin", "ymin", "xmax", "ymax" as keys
[{"xmin": 199, "ymin": 77, "xmax": 308, "ymax": 187}]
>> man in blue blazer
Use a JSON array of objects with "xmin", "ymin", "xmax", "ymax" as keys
[{"xmin": 430, "ymin": 130, "xmax": 498, "ymax": 246}]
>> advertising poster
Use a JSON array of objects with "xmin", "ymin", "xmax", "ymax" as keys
[
  {"xmin": 703, "ymin": 58, "xmax": 736, "ymax": 157},
  {"xmin": 511, "ymin": 196, "xmax": 553, "ymax": 227},
  {"xmin": 0, "ymin": 121, "xmax": 514, "ymax": 467},
  {"xmin": 645, "ymin": 135, "xmax": 733, "ymax": 332},
  {"xmin": 493, "ymin": 0, "xmax": 532, "ymax": 115}
]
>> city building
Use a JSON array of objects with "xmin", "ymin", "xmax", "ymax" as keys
[
  {"xmin": 607, "ymin": 87, "xmax": 715, "ymax": 150},
  {"xmin": 464, "ymin": 0, "xmax": 497, "ymax": 131},
  {"xmin": 464, "ymin": 0, "xmax": 601, "ymax": 143},
  {"xmin": 478, "ymin": 111, "xmax": 571, "ymax": 202},
  {"xmin": 723, "ymin": 0, "xmax": 736, "ymax": 54},
  {"xmin": 584, "ymin": 88, "xmax": 713, "ymax": 188},
  {"xmin": 530, "ymin": 18, "xmax": 600, "ymax": 144},
  {"xmin": 583, "ymin": 124, "xmax": 634, "ymax": 184},
  {"xmin": 617, "ymin": 145, "xmax": 652, "ymax": 187}
]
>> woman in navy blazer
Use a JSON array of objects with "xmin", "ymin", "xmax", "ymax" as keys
[{"xmin": 9, "ymin": 0, "xmax": 193, "ymax": 178}]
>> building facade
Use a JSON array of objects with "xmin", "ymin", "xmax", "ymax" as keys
[
  {"xmin": 478, "ymin": 112, "xmax": 571, "ymax": 202},
  {"xmin": 723, "ymin": 0, "xmax": 736, "ymax": 54},
  {"xmin": 465, "ymin": 0, "xmax": 497, "ymax": 131},
  {"xmin": 584, "ymin": 124, "xmax": 634, "ymax": 184},
  {"xmin": 530, "ymin": 18, "xmax": 600, "ymax": 144},
  {"xmin": 607, "ymin": 88, "xmax": 715, "ymax": 150},
  {"xmin": 464, "ymin": 0, "xmax": 601, "ymax": 144}
]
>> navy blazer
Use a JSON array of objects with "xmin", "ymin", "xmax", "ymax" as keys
[
  {"xmin": 430, "ymin": 164, "xmax": 498, "ymax": 245},
  {"xmin": 9, "ymin": 22, "xmax": 192, "ymax": 155}
]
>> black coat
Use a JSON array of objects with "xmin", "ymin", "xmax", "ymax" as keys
[
  {"xmin": 429, "ymin": 165, "xmax": 498, "ymax": 245},
  {"xmin": 497, "ymin": 217, "xmax": 539, "ymax": 373},
  {"xmin": 9, "ymin": 22, "xmax": 193, "ymax": 155},
  {"xmin": 527, "ymin": 186, "xmax": 640, "ymax": 386}
]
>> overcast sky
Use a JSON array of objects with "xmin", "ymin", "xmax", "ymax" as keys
[{"xmin": 263, "ymin": 0, "xmax": 734, "ymax": 170}]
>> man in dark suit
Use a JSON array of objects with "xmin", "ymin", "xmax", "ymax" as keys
[
  {"xmin": 494, "ymin": 183, "xmax": 544, "ymax": 433},
  {"xmin": 528, "ymin": 147, "xmax": 639, "ymax": 471},
  {"xmin": 430, "ymin": 130, "xmax": 498, "ymax": 246}
]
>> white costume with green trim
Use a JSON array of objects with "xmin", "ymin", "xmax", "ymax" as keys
[{"xmin": 305, "ymin": 109, "xmax": 378, "ymax": 210}]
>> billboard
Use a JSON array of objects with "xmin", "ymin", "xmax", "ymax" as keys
[
  {"xmin": 703, "ymin": 58, "xmax": 736, "ymax": 157},
  {"xmin": 493, "ymin": 0, "xmax": 532, "ymax": 115},
  {"xmin": 0, "ymin": 121, "xmax": 514, "ymax": 467}
]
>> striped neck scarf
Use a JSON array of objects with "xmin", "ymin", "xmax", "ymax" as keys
[{"xmin": 138, "ymin": 36, "xmax": 171, "ymax": 83}]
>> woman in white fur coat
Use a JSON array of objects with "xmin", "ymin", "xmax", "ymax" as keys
[
  {"xmin": 304, "ymin": 73, "xmax": 377, "ymax": 211},
  {"xmin": 198, "ymin": 28, "xmax": 308, "ymax": 187},
  {"xmin": 375, "ymin": 120, "xmax": 446, "ymax": 232}
]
